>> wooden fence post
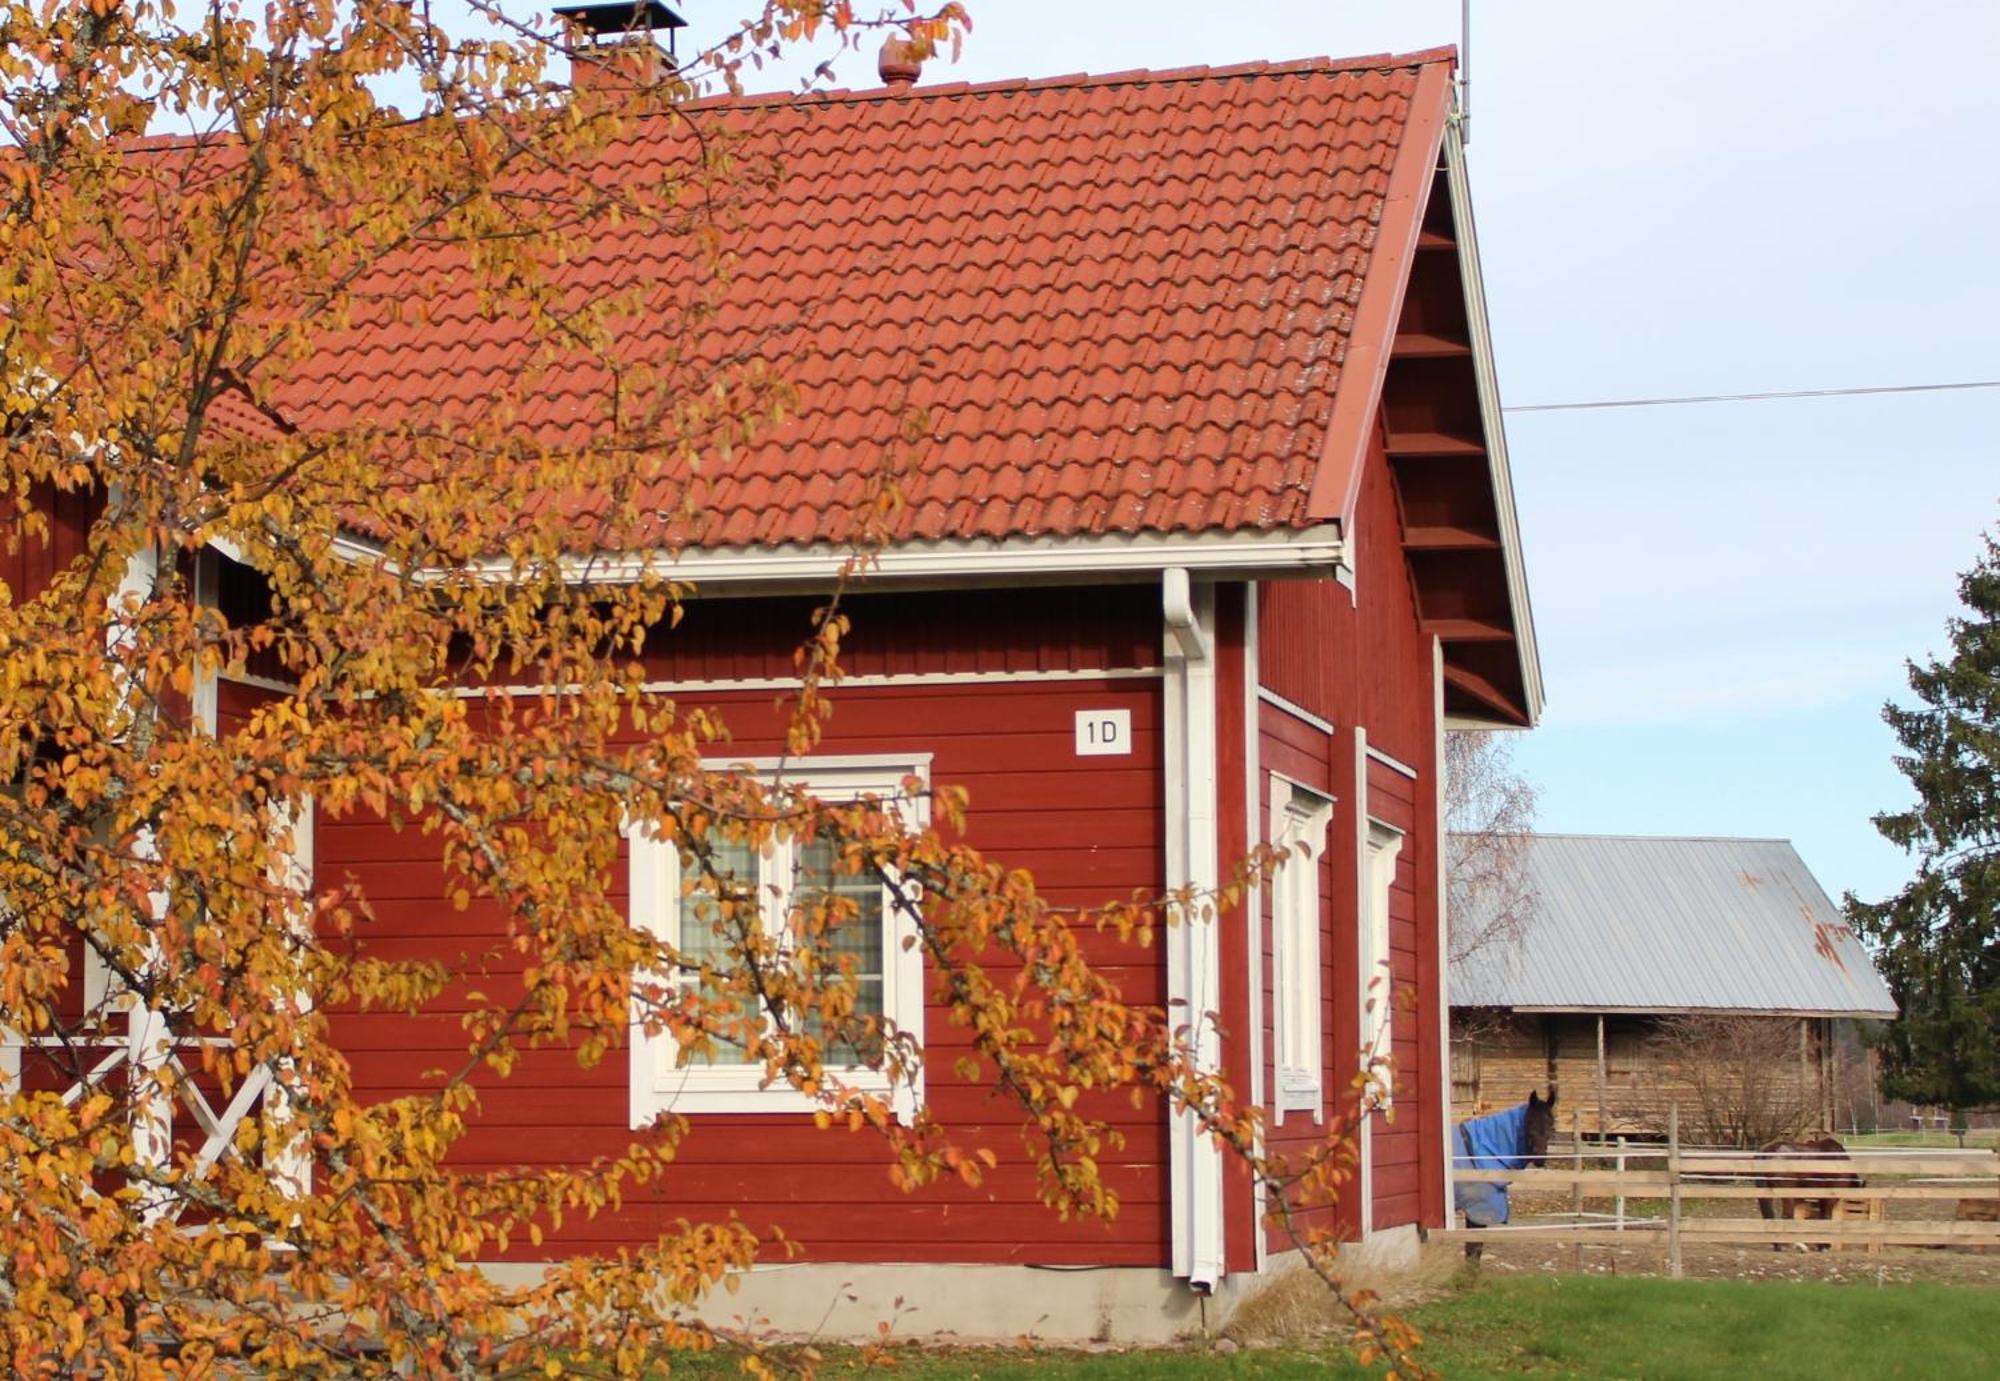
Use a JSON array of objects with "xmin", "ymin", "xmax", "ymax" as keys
[
  {"xmin": 1615, "ymin": 1136, "xmax": 1628, "ymax": 1231},
  {"xmin": 1667, "ymin": 1103, "xmax": 1683, "ymax": 1279},
  {"xmin": 1595, "ymin": 1013, "xmax": 1608, "ymax": 1140},
  {"xmin": 1572, "ymin": 1109, "xmax": 1585, "ymax": 1271}
]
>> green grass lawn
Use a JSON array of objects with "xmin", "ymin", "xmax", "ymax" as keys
[
  {"xmin": 1844, "ymin": 1129, "xmax": 1999, "ymax": 1150},
  {"xmin": 1378, "ymin": 1276, "xmax": 2000, "ymax": 1379},
  {"xmin": 656, "ymin": 1276, "xmax": 2000, "ymax": 1378}
]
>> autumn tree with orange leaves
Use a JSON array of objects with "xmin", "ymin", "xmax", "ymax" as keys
[{"xmin": 0, "ymin": 2, "xmax": 1421, "ymax": 1374}]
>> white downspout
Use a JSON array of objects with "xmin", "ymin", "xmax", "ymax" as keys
[
  {"xmin": 1244, "ymin": 583, "xmax": 1268, "ymax": 1273},
  {"xmin": 1163, "ymin": 568, "xmax": 1224, "ymax": 1289}
]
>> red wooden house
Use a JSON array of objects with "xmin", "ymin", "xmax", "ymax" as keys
[{"xmin": 5, "ymin": 27, "xmax": 1539, "ymax": 1343}]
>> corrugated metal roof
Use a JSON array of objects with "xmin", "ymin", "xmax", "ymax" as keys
[{"xmin": 1449, "ymin": 834, "xmax": 1897, "ymax": 1017}]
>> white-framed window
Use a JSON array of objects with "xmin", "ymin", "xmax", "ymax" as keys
[
  {"xmin": 1270, "ymin": 777, "xmax": 1334, "ymax": 1124},
  {"xmin": 1360, "ymin": 818, "xmax": 1405, "ymax": 1109},
  {"xmin": 627, "ymin": 755, "xmax": 929, "ymax": 1121}
]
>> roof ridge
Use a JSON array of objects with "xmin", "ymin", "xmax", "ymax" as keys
[
  {"xmin": 692, "ymin": 45, "xmax": 1459, "ymax": 113},
  {"xmin": 1455, "ymin": 831, "xmax": 1797, "ymax": 846},
  {"xmin": 114, "ymin": 47, "xmax": 1458, "ymax": 149}
]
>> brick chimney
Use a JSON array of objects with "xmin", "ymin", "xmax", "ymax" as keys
[{"xmin": 555, "ymin": 2, "xmax": 685, "ymax": 94}]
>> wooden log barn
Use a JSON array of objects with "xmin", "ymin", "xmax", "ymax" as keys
[
  {"xmin": 1449, "ymin": 835, "xmax": 1896, "ymax": 1143},
  {"xmin": 3, "ymin": 17, "xmax": 1543, "ymax": 1341}
]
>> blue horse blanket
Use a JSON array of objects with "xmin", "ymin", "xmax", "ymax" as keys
[{"xmin": 1453, "ymin": 1103, "xmax": 1532, "ymax": 1227}]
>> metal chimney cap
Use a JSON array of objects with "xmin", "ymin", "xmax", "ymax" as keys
[{"xmin": 552, "ymin": 2, "xmax": 687, "ymax": 37}]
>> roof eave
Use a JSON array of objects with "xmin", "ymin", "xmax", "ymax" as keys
[
  {"xmin": 1305, "ymin": 58, "xmax": 1454, "ymax": 530},
  {"xmin": 1453, "ymin": 1002, "xmax": 1898, "ymax": 1020},
  {"xmin": 1441, "ymin": 114, "xmax": 1544, "ymax": 726},
  {"xmin": 327, "ymin": 523, "xmax": 1350, "ymax": 593}
]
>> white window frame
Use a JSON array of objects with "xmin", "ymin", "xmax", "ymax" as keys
[
  {"xmin": 628, "ymin": 755, "xmax": 929, "ymax": 1121},
  {"xmin": 1269, "ymin": 777, "xmax": 1333, "ymax": 1125},
  {"xmin": 1360, "ymin": 818, "xmax": 1405, "ymax": 1110}
]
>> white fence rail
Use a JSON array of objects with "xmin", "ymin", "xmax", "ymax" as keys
[{"xmin": 1446, "ymin": 1105, "xmax": 2000, "ymax": 1275}]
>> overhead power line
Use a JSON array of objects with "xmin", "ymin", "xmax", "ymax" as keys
[{"xmin": 1504, "ymin": 378, "xmax": 2000, "ymax": 414}]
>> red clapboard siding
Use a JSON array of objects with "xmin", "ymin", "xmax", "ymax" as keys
[
  {"xmin": 316, "ymin": 671, "xmax": 1170, "ymax": 1266},
  {"xmin": 1, "ymin": 483, "xmax": 98, "ymax": 604}
]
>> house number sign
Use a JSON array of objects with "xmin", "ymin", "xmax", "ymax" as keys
[{"xmin": 1074, "ymin": 709, "xmax": 1132, "ymax": 756}]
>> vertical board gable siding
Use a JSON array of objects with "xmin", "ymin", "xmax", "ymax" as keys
[
  {"xmin": 639, "ymin": 585, "xmax": 1161, "ymax": 682},
  {"xmin": 317, "ymin": 673, "xmax": 1171, "ymax": 1266},
  {"xmin": 1353, "ymin": 426, "xmax": 1433, "ymax": 768},
  {"xmin": 1257, "ymin": 579, "xmax": 1338, "ymax": 720}
]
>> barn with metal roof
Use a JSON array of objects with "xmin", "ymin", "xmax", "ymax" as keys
[{"xmin": 1448, "ymin": 834, "xmax": 1895, "ymax": 1140}]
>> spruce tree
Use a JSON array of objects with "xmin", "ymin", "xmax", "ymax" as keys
[{"xmin": 1849, "ymin": 528, "xmax": 2000, "ymax": 1114}]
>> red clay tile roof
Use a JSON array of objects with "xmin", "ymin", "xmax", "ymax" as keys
[{"xmin": 268, "ymin": 50, "xmax": 1458, "ymax": 551}]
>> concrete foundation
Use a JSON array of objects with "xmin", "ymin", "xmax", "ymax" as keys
[{"xmin": 482, "ymin": 1226, "xmax": 1428, "ymax": 1345}]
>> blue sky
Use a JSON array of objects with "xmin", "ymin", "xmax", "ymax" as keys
[{"xmin": 461, "ymin": 3, "xmax": 2000, "ymax": 905}]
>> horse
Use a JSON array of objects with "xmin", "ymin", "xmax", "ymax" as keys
[
  {"xmin": 1755, "ymin": 1135, "xmax": 1861, "ymax": 1250},
  {"xmin": 1453, "ymin": 1086, "xmax": 1557, "ymax": 1260}
]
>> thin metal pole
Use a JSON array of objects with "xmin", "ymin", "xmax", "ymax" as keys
[
  {"xmin": 1459, "ymin": 0, "xmax": 1472, "ymax": 145},
  {"xmin": 1668, "ymin": 1103, "xmax": 1683, "ymax": 1279}
]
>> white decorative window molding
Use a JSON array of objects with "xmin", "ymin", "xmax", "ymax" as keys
[
  {"xmin": 1270, "ymin": 777, "xmax": 1334, "ymax": 1125},
  {"xmin": 628, "ymin": 755, "xmax": 929, "ymax": 1121},
  {"xmin": 1360, "ymin": 818, "xmax": 1405, "ymax": 1109}
]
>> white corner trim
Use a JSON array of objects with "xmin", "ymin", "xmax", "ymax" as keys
[
  {"xmin": 1354, "ymin": 725, "xmax": 1372, "ymax": 1238},
  {"xmin": 1365, "ymin": 745, "xmax": 1420, "ymax": 781},
  {"xmin": 1443, "ymin": 122, "xmax": 1544, "ymax": 725},
  {"xmin": 1432, "ymin": 637, "xmax": 1454, "ymax": 1225},
  {"xmin": 1243, "ymin": 584, "xmax": 1268, "ymax": 1273},
  {"xmin": 1256, "ymin": 687, "xmax": 1335, "ymax": 737}
]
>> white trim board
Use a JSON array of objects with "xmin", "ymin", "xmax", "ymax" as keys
[
  {"xmin": 1432, "ymin": 637, "xmax": 1453, "ymax": 1226},
  {"xmin": 216, "ymin": 668, "xmax": 300, "ymax": 697},
  {"xmin": 1365, "ymin": 746, "xmax": 1419, "ymax": 781},
  {"xmin": 1442, "ymin": 122, "xmax": 1544, "ymax": 725},
  {"xmin": 450, "ymin": 667, "xmax": 1165, "ymax": 698},
  {"xmin": 1256, "ymin": 687, "xmax": 1335, "ymax": 736},
  {"xmin": 1354, "ymin": 725, "xmax": 1372, "ymax": 1239},
  {"xmin": 329, "ymin": 526, "xmax": 1348, "ymax": 591},
  {"xmin": 1242, "ymin": 584, "xmax": 1269, "ymax": 1273}
]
